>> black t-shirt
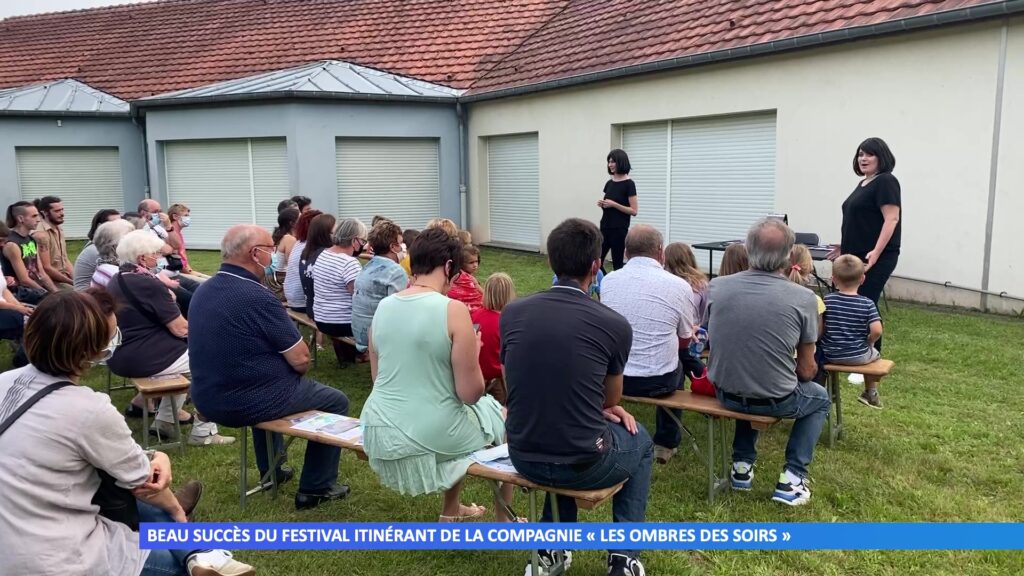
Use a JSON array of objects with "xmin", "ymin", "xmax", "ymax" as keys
[
  {"xmin": 840, "ymin": 172, "xmax": 901, "ymax": 256},
  {"xmin": 1, "ymin": 230, "xmax": 41, "ymax": 285},
  {"xmin": 299, "ymin": 247, "xmax": 326, "ymax": 317},
  {"xmin": 600, "ymin": 179, "xmax": 637, "ymax": 230},
  {"xmin": 106, "ymin": 271, "xmax": 188, "ymax": 378},
  {"xmin": 500, "ymin": 280, "xmax": 633, "ymax": 464}
]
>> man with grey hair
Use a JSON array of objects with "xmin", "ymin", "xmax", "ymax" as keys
[
  {"xmin": 705, "ymin": 218, "xmax": 829, "ymax": 506},
  {"xmin": 602, "ymin": 224, "xmax": 694, "ymax": 465},
  {"xmin": 189, "ymin": 224, "xmax": 351, "ymax": 510}
]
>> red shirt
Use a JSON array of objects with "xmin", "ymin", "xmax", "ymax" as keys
[
  {"xmin": 448, "ymin": 271, "xmax": 483, "ymax": 312},
  {"xmin": 470, "ymin": 307, "xmax": 502, "ymax": 381}
]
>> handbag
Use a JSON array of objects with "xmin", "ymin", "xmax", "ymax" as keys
[
  {"xmin": 164, "ymin": 254, "xmax": 184, "ymax": 272},
  {"xmin": 0, "ymin": 381, "xmax": 140, "ymax": 530}
]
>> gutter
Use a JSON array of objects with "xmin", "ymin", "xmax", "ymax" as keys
[
  {"xmin": 0, "ymin": 110, "xmax": 129, "ymax": 117},
  {"xmin": 460, "ymin": 0, "xmax": 1024, "ymax": 102},
  {"xmin": 131, "ymin": 89, "xmax": 458, "ymax": 113},
  {"xmin": 456, "ymin": 102, "xmax": 469, "ymax": 229},
  {"xmin": 130, "ymin": 105, "xmax": 151, "ymax": 201}
]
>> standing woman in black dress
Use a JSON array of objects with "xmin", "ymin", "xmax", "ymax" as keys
[
  {"xmin": 597, "ymin": 149, "xmax": 638, "ymax": 270},
  {"xmin": 828, "ymin": 137, "xmax": 902, "ymax": 349}
]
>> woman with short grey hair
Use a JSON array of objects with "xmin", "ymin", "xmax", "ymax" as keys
[
  {"xmin": 90, "ymin": 219, "xmax": 137, "ymax": 288},
  {"xmin": 311, "ymin": 217, "xmax": 367, "ymax": 365}
]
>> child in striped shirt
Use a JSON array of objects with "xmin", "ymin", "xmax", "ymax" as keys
[{"xmin": 820, "ymin": 255, "xmax": 884, "ymax": 408}]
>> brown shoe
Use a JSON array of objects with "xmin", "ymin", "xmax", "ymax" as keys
[{"xmin": 174, "ymin": 480, "xmax": 204, "ymax": 520}]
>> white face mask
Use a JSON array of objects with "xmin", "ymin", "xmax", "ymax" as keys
[{"xmin": 397, "ymin": 242, "xmax": 408, "ymax": 262}]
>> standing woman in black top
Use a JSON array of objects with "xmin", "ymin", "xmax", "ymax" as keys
[
  {"xmin": 597, "ymin": 149, "xmax": 638, "ymax": 270},
  {"xmin": 828, "ymin": 137, "xmax": 901, "ymax": 348}
]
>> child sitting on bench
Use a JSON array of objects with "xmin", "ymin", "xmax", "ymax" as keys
[{"xmin": 819, "ymin": 255, "xmax": 885, "ymax": 409}]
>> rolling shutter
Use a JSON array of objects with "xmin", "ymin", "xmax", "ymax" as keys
[
  {"xmin": 669, "ymin": 113, "xmax": 776, "ymax": 269},
  {"xmin": 621, "ymin": 122, "xmax": 669, "ymax": 236},
  {"xmin": 336, "ymin": 138, "xmax": 440, "ymax": 230},
  {"xmin": 487, "ymin": 133, "xmax": 540, "ymax": 250},
  {"xmin": 16, "ymin": 147, "xmax": 122, "ymax": 238},
  {"xmin": 164, "ymin": 138, "xmax": 288, "ymax": 249}
]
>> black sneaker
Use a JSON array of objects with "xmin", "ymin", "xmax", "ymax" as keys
[
  {"xmin": 259, "ymin": 465, "xmax": 295, "ymax": 489},
  {"xmin": 294, "ymin": 483, "xmax": 350, "ymax": 510},
  {"xmin": 607, "ymin": 553, "xmax": 645, "ymax": 576},
  {"xmin": 523, "ymin": 549, "xmax": 572, "ymax": 576}
]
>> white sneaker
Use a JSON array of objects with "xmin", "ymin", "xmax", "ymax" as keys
[
  {"xmin": 186, "ymin": 550, "xmax": 255, "ymax": 576},
  {"xmin": 771, "ymin": 473, "xmax": 811, "ymax": 506},
  {"xmin": 847, "ymin": 373, "xmax": 865, "ymax": 385},
  {"xmin": 524, "ymin": 550, "xmax": 572, "ymax": 576}
]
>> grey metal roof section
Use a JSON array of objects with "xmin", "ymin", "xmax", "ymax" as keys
[
  {"xmin": 0, "ymin": 79, "xmax": 129, "ymax": 116},
  {"xmin": 138, "ymin": 60, "xmax": 463, "ymax": 108}
]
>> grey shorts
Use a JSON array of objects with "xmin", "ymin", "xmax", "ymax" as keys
[{"xmin": 829, "ymin": 347, "xmax": 880, "ymax": 366}]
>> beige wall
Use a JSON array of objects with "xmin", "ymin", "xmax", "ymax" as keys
[{"xmin": 467, "ymin": 18, "xmax": 1024, "ymax": 311}]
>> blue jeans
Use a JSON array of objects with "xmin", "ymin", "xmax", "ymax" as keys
[
  {"xmin": 716, "ymin": 381, "xmax": 830, "ymax": 479},
  {"xmin": 622, "ymin": 365, "xmax": 683, "ymax": 449},
  {"xmin": 138, "ymin": 501, "xmax": 196, "ymax": 576},
  {"xmin": 252, "ymin": 378, "xmax": 349, "ymax": 493},
  {"xmin": 511, "ymin": 423, "xmax": 654, "ymax": 558}
]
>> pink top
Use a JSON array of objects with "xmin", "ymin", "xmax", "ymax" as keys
[{"xmin": 169, "ymin": 228, "xmax": 190, "ymax": 272}]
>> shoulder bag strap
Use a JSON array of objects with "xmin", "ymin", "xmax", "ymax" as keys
[
  {"xmin": 116, "ymin": 272, "xmax": 167, "ymax": 328},
  {"xmin": 0, "ymin": 381, "xmax": 73, "ymax": 437}
]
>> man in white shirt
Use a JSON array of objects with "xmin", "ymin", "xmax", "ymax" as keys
[
  {"xmin": 137, "ymin": 199, "xmax": 200, "ymax": 316},
  {"xmin": 602, "ymin": 224, "xmax": 694, "ymax": 464}
]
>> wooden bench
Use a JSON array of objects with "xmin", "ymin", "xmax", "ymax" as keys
[
  {"xmin": 132, "ymin": 374, "xmax": 191, "ymax": 453},
  {"xmin": 623, "ymin": 390, "xmax": 779, "ymax": 503},
  {"xmin": 822, "ymin": 359, "xmax": 895, "ymax": 447},
  {"xmin": 241, "ymin": 410, "xmax": 621, "ymax": 573},
  {"xmin": 286, "ymin": 309, "xmax": 358, "ymax": 368}
]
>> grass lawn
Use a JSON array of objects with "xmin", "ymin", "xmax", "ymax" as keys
[{"xmin": 41, "ymin": 243, "xmax": 1024, "ymax": 575}]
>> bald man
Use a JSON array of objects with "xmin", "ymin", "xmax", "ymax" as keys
[
  {"xmin": 188, "ymin": 225, "xmax": 351, "ymax": 511},
  {"xmin": 601, "ymin": 224, "xmax": 695, "ymax": 465}
]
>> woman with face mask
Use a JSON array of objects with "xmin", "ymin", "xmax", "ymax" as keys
[
  {"xmin": 0, "ymin": 289, "xmax": 255, "ymax": 576},
  {"xmin": 361, "ymin": 227, "xmax": 515, "ymax": 522},
  {"xmin": 351, "ymin": 220, "xmax": 408, "ymax": 358},
  {"xmin": 310, "ymin": 217, "xmax": 367, "ymax": 366},
  {"xmin": 166, "ymin": 204, "xmax": 193, "ymax": 275},
  {"xmin": 105, "ymin": 230, "xmax": 233, "ymax": 447}
]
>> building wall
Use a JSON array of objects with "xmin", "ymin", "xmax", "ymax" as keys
[
  {"xmin": 466, "ymin": 18, "xmax": 1024, "ymax": 311},
  {"xmin": 144, "ymin": 100, "xmax": 462, "ymax": 226},
  {"xmin": 0, "ymin": 116, "xmax": 147, "ymax": 217}
]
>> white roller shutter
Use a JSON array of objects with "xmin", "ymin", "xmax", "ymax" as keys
[
  {"xmin": 164, "ymin": 138, "xmax": 288, "ymax": 248},
  {"xmin": 621, "ymin": 122, "xmax": 669, "ymax": 237},
  {"xmin": 669, "ymin": 113, "xmax": 776, "ymax": 269},
  {"xmin": 487, "ymin": 133, "xmax": 540, "ymax": 249},
  {"xmin": 252, "ymin": 139, "xmax": 290, "ymax": 230},
  {"xmin": 336, "ymin": 138, "xmax": 440, "ymax": 230},
  {"xmin": 16, "ymin": 147, "xmax": 122, "ymax": 238}
]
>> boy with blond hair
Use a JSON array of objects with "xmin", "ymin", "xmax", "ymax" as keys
[{"xmin": 820, "ymin": 255, "xmax": 884, "ymax": 408}]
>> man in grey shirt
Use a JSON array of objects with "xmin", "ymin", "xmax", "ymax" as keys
[{"xmin": 706, "ymin": 218, "xmax": 830, "ymax": 506}]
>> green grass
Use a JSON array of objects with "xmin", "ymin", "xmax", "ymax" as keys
[{"xmin": 50, "ymin": 243, "xmax": 1024, "ymax": 575}]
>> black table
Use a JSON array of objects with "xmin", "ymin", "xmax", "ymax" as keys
[{"xmin": 692, "ymin": 240, "xmax": 833, "ymax": 291}]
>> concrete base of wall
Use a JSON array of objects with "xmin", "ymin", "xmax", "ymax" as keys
[{"xmin": 885, "ymin": 276, "xmax": 1024, "ymax": 317}]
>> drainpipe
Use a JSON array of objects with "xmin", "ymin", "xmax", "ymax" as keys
[
  {"xmin": 130, "ymin": 108, "xmax": 151, "ymax": 204},
  {"xmin": 456, "ymin": 102, "xmax": 468, "ymax": 229}
]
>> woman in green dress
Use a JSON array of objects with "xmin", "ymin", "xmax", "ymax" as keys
[{"xmin": 363, "ymin": 228, "xmax": 514, "ymax": 521}]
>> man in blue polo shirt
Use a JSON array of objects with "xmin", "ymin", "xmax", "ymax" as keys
[
  {"xmin": 501, "ymin": 218, "xmax": 653, "ymax": 576},
  {"xmin": 189, "ymin": 224, "xmax": 350, "ymax": 510}
]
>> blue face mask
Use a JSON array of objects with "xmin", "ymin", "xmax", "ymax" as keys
[
  {"xmin": 180, "ymin": 216, "xmax": 191, "ymax": 228},
  {"xmin": 149, "ymin": 213, "xmax": 161, "ymax": 227},
  {"xmin": 264, "ymin": 251, "xmax": 281, "ymax": 276}
]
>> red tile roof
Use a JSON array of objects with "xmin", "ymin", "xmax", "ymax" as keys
[
  {"xmin": 0, "ymin": 0, "xmax": 568, "ymax": 100},
  {"xmin": 466, "ymin": 0, "xmax": 1003, "ymax": 95},
  {"xmin": 0, "ymin": 0, "xmax": 1007, "ymax": 101}
]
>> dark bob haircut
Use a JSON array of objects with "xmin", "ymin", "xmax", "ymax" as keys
[
  {"xmin": 409, "ymin": 227, "xmax": 463, "ymax": 281},
  {"xmin": 853, "ymin": 137, "xmax": 896, "ymax": 176},
  {"xmin": 290, "ymin": 195, "xmax": 312, "ymax": 210},
  {"xmin": 25, "ymin": 289, "xmax": 116, "ymax": 377},
  {"xmin": 547, "ymin": 218, "xmax": 602, "ymax": 281},
  {"xmin": 607, "ymin": 149, "xmax": 631, "ymax": 175}
]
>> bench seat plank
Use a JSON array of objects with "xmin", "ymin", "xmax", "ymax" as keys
[
  {"xmin": 256, "ymin": 411, "xmax": 621, "ymax": 509},
  {"xmin": 132, "ymin": 375, "xmax": 190, "ymax": 395},
  {"xmin": 623, "ymin": 390, "xmax": 779, "ymax": 431},
  {"xmin": 823, "ymin": 359, "xmax": 894, "ymax": 377}
]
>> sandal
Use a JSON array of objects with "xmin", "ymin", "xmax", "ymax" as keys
[{"xmin": 439, "ymin": 503, "xmax": 487, "ymax": 522}]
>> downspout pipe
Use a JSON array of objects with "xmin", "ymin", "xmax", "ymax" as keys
[
  {"xmin": 130, "ymin": 107, "xmax": 151, "ymax": 204},
  {"xmin": 456, "ymin": 102, "xmax": 468, "ymax": 229}
]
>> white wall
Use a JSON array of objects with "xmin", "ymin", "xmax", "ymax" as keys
[{"xmin": 466, "ymin": 18, "xmax": 1024, "ymax": 309}]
